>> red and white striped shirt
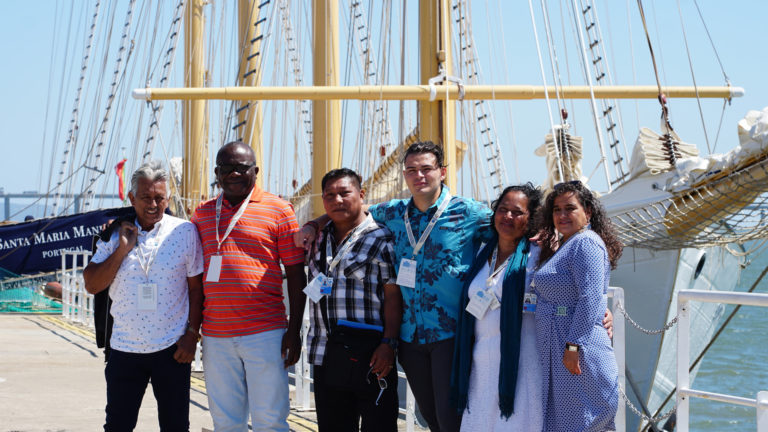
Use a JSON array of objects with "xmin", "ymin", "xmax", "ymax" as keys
[{"xmin": 192, "ymin": 187, "xmax": 304, "ymax": 337}]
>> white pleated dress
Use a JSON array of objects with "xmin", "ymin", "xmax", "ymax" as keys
[{"xmin": 460, "ymin": 261, "xmax": 544, "ymax": 432}]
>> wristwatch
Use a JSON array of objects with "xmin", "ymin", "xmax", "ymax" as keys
[
  {"xmin": 381, "ymin": 337, "xmax": 399, "ymax": 351},
  {"xmin": 565, "ymin": 342, "xmax": 580, "ymax": 352}
]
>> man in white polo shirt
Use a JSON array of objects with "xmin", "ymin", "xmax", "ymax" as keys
[{"xmin": 83, "ymin": 161, "xmax": 204, "ymax": 432}]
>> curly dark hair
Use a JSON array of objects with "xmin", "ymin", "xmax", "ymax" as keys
[
  {"xmin": 535, "ymin": 181, "xmax": 623, "ymax": 269},
  {"xmin": 490, "ymin": 182, "xmax": 542, "ymax": 239}
]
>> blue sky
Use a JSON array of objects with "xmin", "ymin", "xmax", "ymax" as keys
[{"xmin": 0, "ymin": 1, "xmax": 765, "ymax": 220}]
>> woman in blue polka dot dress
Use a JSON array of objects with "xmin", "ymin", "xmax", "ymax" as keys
[{"xmin": 531, "ymin": 181, "xmax": 623, "ymax": 432}]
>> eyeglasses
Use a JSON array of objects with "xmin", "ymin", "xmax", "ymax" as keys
[
  {"xmin": 366, "ymin": 367, "xmax": 388, "ymax": 406},
  {"xmin": 217, "ymin": 163, "xmax": 255, "ymax": 175},
  {"xmin": 403, "ymin": 165, "xmax": 440, "ymax": 177}
]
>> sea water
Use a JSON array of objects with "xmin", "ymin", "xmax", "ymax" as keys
[{"xmin": 689, "ymin": 247, "xmax": 768, "ymax": 430}]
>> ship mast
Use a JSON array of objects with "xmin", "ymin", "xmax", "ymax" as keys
[
  {"xmin": 236, "ymin": 0, "xmax": 266, "ymax": 189},
  {"xmin": 419, "ymin": 0, "xmax": 457, "ymax": 191},
  {"xmin": 183, "ymin": 0, "xmax": 209, "ymax": 214},
  {"xmin": 311, "ymin": 0, "xmax": 342, "ymax": 218}
]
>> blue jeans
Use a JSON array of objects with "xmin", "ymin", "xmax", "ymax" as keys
[
  {"xmin": 104, "ymin": 344, "xmax": 191, "ymax": 432},
  {"xmin": 202, "ymin": 329, "xmax": 289, "ymax": 432}
]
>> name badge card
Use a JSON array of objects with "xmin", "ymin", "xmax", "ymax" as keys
[
  {"xmin": 137, "ymin": 283, "xmax": 157, "ymax": 310},
  {"xmin": 466, "ymin": 288, "xmax": 496, "ymax": 320},
  {"xmin": 523, "ymin": 293, "xmax": 537, "ymax": 313},
  {"xmin": 320, "ymin": 276, "xmax": 333, "ymax": 295},
  {"xmin": 396, "ymin": 258, "xmax": 417, "ymax": 288},
  {"xmin": 304, "ymin": 274, "xmax": 327, "ymax": 303},
  {"xmin": 206, "ymin": 255, "xmax": 223, "ymax": 282}
]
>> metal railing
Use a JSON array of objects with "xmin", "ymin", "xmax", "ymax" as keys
[
  {"xmin": 677, "ymin": 289, "xmax": 768, "ymax": 432},
  {"xmin": 61, "ymin": 251, "xmax": 93, "ymax": 326},
  {"xmin": 608, "ymin": 286, "xmax": 627, "ymax": 431}
]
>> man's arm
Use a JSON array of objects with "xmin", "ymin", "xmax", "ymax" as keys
[
  {"xmin": 174, "ymin": 273, "xmax": 203, "ymax": 363},
  {"xmin": 281, "ymin": 263, "xmax": 307, "ymax": 368},
  {"xmin": 292, "ymin": 204, "xmax": 377, "ymax": 249},
  {"xmin": 292, "ymin": 214, "xmax": 331, "ymax": 250},
  {"xmin": 83, "ymin": 222, "xmax": 137, "ymax": 294},
  {"xmin": 369, "ymin": 283, "xmax": 402, "ymax": 378}
]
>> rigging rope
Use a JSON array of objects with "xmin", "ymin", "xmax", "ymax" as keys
[
  {"xmin": 82, "ymin": 0, "xmax": 137, "ymax": 211},
  {"xmin": 675, "ymin": 0, "xmax": 712, "ymax": 155},
  {"xmin": 527, "ymin": 0, "xmax": 565, "ymax": 185},
  {"xmin": 52, "ymin": 0, "xmax": 102, "ymax": 216}
]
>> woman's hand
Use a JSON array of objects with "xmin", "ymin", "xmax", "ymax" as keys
[{"xmin": 563, "ymin": 349, "xmax": 581, "ymax": 375}]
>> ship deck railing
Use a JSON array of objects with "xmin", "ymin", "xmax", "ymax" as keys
[{"xmin": 677, "ymin": 289, "xmax": 768, "ymax": 432}]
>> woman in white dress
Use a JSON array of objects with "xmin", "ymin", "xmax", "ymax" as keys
[{"xmin": 450, "ymin": 183, "xmax": 544, "ymax": 431}]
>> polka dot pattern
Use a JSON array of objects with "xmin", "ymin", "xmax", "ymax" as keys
[
  {"xmin": 531, "ymin": 231, "xmax": 619, "ymax": 431},
  {"xmin": 91, "ymin": 215, "xmax": 204, "ymax": 353}
]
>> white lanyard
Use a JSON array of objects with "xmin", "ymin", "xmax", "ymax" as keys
[
  {"xmin": 135, "ymin": 221, "xmax": 162, "ymax": 277},
  {"xmin": 325, "ymin": 216, "xmax": 373, "ymax": 274},
  {"xmin": 486, "ymin": 245, "xmax": 512, "ymax": 287},
  {"xmin": 403, "ymin": 193, "xmax": 452, "ymax": 259},
  {"xmin": 215, "ymin": 187, "xmax": 254, "ymax": 253}
]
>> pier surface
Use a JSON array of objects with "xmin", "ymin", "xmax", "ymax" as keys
[{"xmin": 0, "ymin": 314, "xmax": 424, "ymax": 431}]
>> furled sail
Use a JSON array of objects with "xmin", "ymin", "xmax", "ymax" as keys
[{"xmin": 610, "ymin": 108, "xmax": 768, "ymax": 249}]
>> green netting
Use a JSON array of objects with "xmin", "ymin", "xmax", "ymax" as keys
[{"xmin": 0, "ymin": 287, "xmax": 62, "ymax": 313}]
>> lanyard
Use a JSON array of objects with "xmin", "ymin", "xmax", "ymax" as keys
[
  {"xmin": 325, "ymin": 216, "xmax": 373, "ymax": 274},
  {"xmin": 135, "ymin": 221, "xmax": 163, "ymax": 277},
  {"xmin": 215, "ymin": 187, "xmax": 254, "ymax": 253},
  {"xmin": 486, "ymin": 245, "xmax": 512, "ymax": 287},
  {"xmin": 403, "ymin": 192, "xmax": 452, "ymax": 259}
]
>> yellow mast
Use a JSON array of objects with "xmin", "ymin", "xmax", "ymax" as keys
[
  {"xmin": 134, "ymin": 85, "xmax": 743, "ymax": 101},
  {"xmin": 419, "ymin": 0, "xmax": 456, "ymax": 190},
  {"xmin": 182, "ymin": 0, "xmax": 208, "ymax": 214},
  {"xmin": 236, "ymin": 0, "xmax": 264, "ymax": 188},
  {"xmin": 311, "ymin": 0, "xmax": 341, "ymax": 217}
]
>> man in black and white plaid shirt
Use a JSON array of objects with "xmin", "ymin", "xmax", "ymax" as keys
[{"xmin": 306, "ymin": 168, "xmax": 402, "ymax": 432}]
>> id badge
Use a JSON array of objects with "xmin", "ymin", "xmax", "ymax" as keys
[
  {"xmin": 303, "ymin": 274, "xmax": 326, "ymax": 303},
  {"xmin": 137, "ymin": 283, "xmax": 157, "ymax": 311},
  {"xmin": 523, "ymin": 292, "xmax": 537, "ymax": 313},
  {"xmin": 206, "ymin": 255, "xmax": 223, "ymax": 282},
  {"xmin": 320, "ymin": 276, "xmax": 333, "ymax": 295},
  {"xmin": 396, "ymin": 258, "xmax": 417, "ymax": 288},
  {"xmin": 466, "ymin": 289, "xmax": 493, "ymax": 320}
]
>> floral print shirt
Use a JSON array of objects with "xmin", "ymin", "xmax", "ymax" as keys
[{"xmin": 369, "ymin": 187, "xmax": 491, "ymax": 343}]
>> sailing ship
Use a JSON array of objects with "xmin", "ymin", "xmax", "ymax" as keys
[{"xmin": 5, "ymin": 1, "xmax": 768, "ymax": 430}]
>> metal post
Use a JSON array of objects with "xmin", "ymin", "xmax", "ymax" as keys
[
  {"xmin": 193, "ymin": 341, "xmax": 203, "ymax": 372},
  {"xmin": 677, "ymin": 297, "xmax": 691, "ymax": 432},
  {"xmin": 405, "ymin": 381, "xmax": 415, "ymax": 432},
  {"xmin": 758, "ymin": 391, "xmax": 768, "ymax": 432},
  {"xmin": 610, "ymin": 287, "xmax": 626, "ymax": 432}
]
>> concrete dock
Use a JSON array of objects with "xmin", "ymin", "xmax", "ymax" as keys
[{"xmin": 0, "ymin": 314, "xmax": 423, "ymax": 432}]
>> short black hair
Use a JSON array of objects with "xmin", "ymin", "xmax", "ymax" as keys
[
  {"xmin": 321, "ymin": 168, "xmax": 363, "ymax": 192},
  {"xmin": 402, "ymin": 141, "xmax": 444, "ymax": 167}
]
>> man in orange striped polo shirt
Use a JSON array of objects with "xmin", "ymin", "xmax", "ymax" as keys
[{"xmin": 192, "ymin": 141, "xmax": 307, "ymax": 432}]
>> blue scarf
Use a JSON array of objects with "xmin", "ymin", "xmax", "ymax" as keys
[{"xmin": 450, "ymin": 235, "xmax": 530, "ymax": 418}]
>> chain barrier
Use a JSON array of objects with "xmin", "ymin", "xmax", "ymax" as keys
[
  {"xmin": 615, "ymin": 301, "xmax": 678, "ymax": 335},
  {"xmin": 619, "ymin": 385, "xmax": 677, "ymax": 425}
]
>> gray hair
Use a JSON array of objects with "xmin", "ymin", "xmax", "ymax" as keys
[{"xmin": 130, "ymin": 161, "xmax": 170, "ymax": 195}]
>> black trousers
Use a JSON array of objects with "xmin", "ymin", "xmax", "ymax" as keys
[
  {"xmin": 313, "ymin": 363, "xmax": 399, "ymax": 432},
  {"xmin": 104, "ymin": 344, "xmax": 191, "ymax": 432},
  {"xmin": 398, "ymin": 338, "xmax": 461, "ymax": 432}
]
